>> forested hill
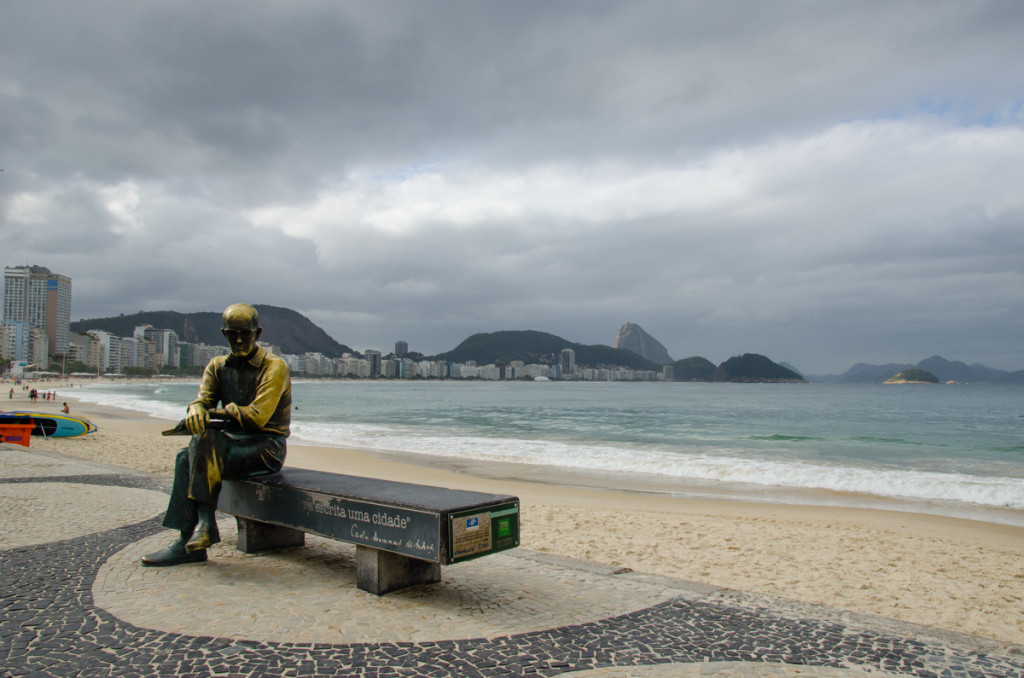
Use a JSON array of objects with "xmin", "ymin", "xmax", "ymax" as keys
[
  {"xmin": 713, "ymin": 353, "xmax": 805, "ymax": 382},
  {"xmin": 71, "ymin": 305, "xmax": 354, "ymax": 358},
  {"xmin": 666, "ymin": 354, "xmax": 805, "ymax": 382},
  {"xmin": 434, "ymin": 330, "xmax": 662, "ymax": 371}
]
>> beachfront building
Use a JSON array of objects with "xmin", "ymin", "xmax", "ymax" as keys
[
  {"xmin": 258, "ymin": 342, "xmax": 282, "ymax": 357},
  {"xmin": 424, "ymin": 360, "xmax": 449, "ymax": 378},
  {"xmin": 1, "ymin": 321, "xmax": 49, "ymax": 368},
  {"xmin": 575, "ymin": 366, "xmax": 660, "ymax": 381},
  {"xmin": 63, "ymin": 326, "xmax": 232, "ymax": 374},
  {"xmin": 364, "ymin": 349, "xmax": 382, "ymax": 377},
  {"xmin": 152, "ymin": 328, "xmax": 178, "ymax": 368},
  {"xmin": 71, "ymin": 330, "xmax": 145, "ymax": 373},
  {"xmin": 133, "ymin": 325, "xmax": 180, "ymax": 368},
  {"xmin": 519, "ymin": 363, "xmax": 555, "ymax": 380},
  {"xmin": 177, "ymin": 342, "xmax": 197, "ymax": 369},
  {"xmin": 560, "ymin": 348, "xmax": 576, "ymax": 378},
  {"xmin": 278, "ymin": 353, "xmax": 302, "ymax": 373},
  {"xmin": 339, "ymin": 355, "xmax": 370, "ymax": 377},
  {"xmin": 186, "ymin": 342, "xmax": 228, "ymax": 368},
  {"xmin": 394, "ymin": 340, "xmax": 408, "ymax": 358},
  {"xmin": 86, "ymin": 330, "xmax": 120, "ymax": 373},
  {"xmin": 86, "ymin": 335, "xmax": 107, "ymax": 372},
  {"xmin": 118, "ymin": 336, "xmax": 141, "ymax": 370},
  {"xmin": 2, "ymin": 265, "xmax": 72, "ymax": 359},
  {"xmin": 66, "ymin": 332, "xmax": 89, "ymax": 365},
  {"xmin": 303, "ymin": 352, "xmax": 333, "ymax": 376}
]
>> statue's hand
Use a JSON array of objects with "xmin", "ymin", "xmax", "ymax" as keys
[{"xmin": 185, "ymin": 404, "xmax": 209, "ymax": 435}]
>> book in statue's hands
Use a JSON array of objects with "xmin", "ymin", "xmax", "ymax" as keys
[{"xmin": 161, "ymin": 419, "xmax": 232, "ymax": 436}]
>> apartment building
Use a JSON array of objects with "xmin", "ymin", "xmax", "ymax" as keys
[{"xmin": 3, "ymin": 265, "xmax": 72, "ymax": 358}]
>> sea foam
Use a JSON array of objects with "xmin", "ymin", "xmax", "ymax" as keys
[{"xmin": 290, "ymin": 420, "xmax": 1024, "ymax": 511}]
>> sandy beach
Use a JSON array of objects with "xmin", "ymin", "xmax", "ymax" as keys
[{"xmin": 9, "ymin": 387, "xmax": 1024, "ymax": 647}]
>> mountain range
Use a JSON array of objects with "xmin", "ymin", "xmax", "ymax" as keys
[
  {"xmin": 436, "ymin": 330, "xmax": 663, "ymax": 371},
  {"xmin": 808, "ymin": 355, "xmax": 1024, "ymax": 384},
  {"xmin": 71, "ymin": 305, "xmax": 354, "ymax": 358},
  {"xmin": 72, "ymin": 307, "xmax": 1021, "ymax": 383}
]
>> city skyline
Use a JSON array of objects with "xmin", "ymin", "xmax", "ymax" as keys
[
  {"xmin": 50, "ymin": 317, "xmax": 666, "ymax": 382},
  {"xmin": 2, "ymin": 3, "xmax": 1023, "ymax": 374},
  {"xmin": 65, "ymin": 304, "xmax": 1023, "ymax": 379},
  {"xmin": 2, "ymin": 263, "xmax": 1019, "ymax": 379}
]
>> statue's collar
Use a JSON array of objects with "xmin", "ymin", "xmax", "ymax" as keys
[{"xmin": 226, "ymin": 347, "xmax": 266, "ymax": 367}]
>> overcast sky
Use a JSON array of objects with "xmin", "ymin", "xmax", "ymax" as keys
[{"xmin": 2, "ymin": 1, "xmax": 1023, "ymax": 374}]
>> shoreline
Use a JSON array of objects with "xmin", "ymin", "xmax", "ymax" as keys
[
  {"xmin": 323, "ymin": 442, "xmax": 1024, "ymax": 528},
  {"xmin": 7, "ymin": 391, "xmax": 1024, "ymax": 646},
  {"xmin": 25, "ymin": 377, "xmax": 1024, "ymax": 527}
]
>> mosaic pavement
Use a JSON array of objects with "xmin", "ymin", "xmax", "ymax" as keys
[{"xmin": 3, "ymin": 445, "xmax": 1023, "ymax": 677}]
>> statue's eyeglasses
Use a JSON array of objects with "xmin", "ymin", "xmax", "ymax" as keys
[{"xmin": 222, "ymin": 329, "xmax": 255, "ymax": 339}]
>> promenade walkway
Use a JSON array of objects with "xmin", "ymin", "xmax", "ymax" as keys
[{"xmin": 3, "ymin": 445, "xmax": 1022, "ymax": 677}]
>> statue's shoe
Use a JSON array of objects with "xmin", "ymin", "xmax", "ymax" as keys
[
  {"xmin": 141, "ymin": 540, "xmax": 207, "ymax": 567},
  {"xmin": 185, "ymin": 523, "xmax": 217, "ymax": 552}
]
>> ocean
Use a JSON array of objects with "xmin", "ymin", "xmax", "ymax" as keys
[{"xmin": 73, "ymin": 380, "xmax": 1024, "ymax": 525}]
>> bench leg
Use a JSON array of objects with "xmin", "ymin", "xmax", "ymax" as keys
[
  {"xmin": 356, "ymin": 545, "xmax": 440, "ymax": 596},
  {"xmin": 235, "ymin": 517, "xmax": 306, "ymax": 553}
]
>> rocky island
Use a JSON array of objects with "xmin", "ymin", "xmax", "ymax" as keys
[{"xmin": 884, "ymin": 369, "xmax": 939, "ymax": 384}]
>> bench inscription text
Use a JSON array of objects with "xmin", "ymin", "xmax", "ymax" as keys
[{"xmin": 223, "ymin": 481, "xmax": 440, "ymax": 561}]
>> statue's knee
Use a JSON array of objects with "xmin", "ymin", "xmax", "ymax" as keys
[
  {"xmin": 199, "ymin": 428, "xmax": 229, "ymax": 444},
  {"xmin": 187, "ymin": 428, "xmax": 227, "ymax": 454}
]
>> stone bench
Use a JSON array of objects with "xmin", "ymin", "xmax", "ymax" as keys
[{"xmin": 219, "ymin": 468, "xmax": 520, "ymax": 595}]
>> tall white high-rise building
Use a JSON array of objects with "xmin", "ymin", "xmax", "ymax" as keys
[{"xmin": 3, "ymin": 265, "xmax": 72, "ymax": 357}]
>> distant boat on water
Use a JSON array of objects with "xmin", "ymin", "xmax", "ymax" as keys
[{"xmin": 0, "ymin": 412, "xmax": 98, "ymax": 438}]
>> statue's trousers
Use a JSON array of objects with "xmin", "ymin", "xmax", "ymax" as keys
[{"xmin": 162, "ymin": 428, "xmax": 286, "ymax": 543}]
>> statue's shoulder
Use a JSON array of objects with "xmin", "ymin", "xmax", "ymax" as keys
[
  {"xmin": 263, "ymin": 350, "xmax": 289, "ymax": 371},
  {"xmin": 204, "ymin": 354, "xmax": 229, "ymax": 373},
  {"xmin": 264, "ymin": 352, "xmax": 291, "ymax": 387}
]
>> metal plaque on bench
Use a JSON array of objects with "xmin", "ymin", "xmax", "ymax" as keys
[{"xmin": 449, "ymin": 502, "xmax": 520, "ymax": 563}]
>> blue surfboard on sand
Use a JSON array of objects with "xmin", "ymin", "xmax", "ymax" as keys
[{"xmin": 0, "ymin": 412, "xmax": 98, "ymax": 438}]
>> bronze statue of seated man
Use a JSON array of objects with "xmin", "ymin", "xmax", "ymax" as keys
[{"xmin": 142, "ymin": 303, "xmax": 292, "ymax": 567}]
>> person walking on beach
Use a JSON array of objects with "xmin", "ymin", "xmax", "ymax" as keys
[{"xmin": 141, "ymin": 303, "xmax": 292, "ymax": 567}]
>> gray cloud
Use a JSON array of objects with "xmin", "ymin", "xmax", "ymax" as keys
[{"xmin": 2, "ymin": 1, "xmax": 1023, "ymax": 374}]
